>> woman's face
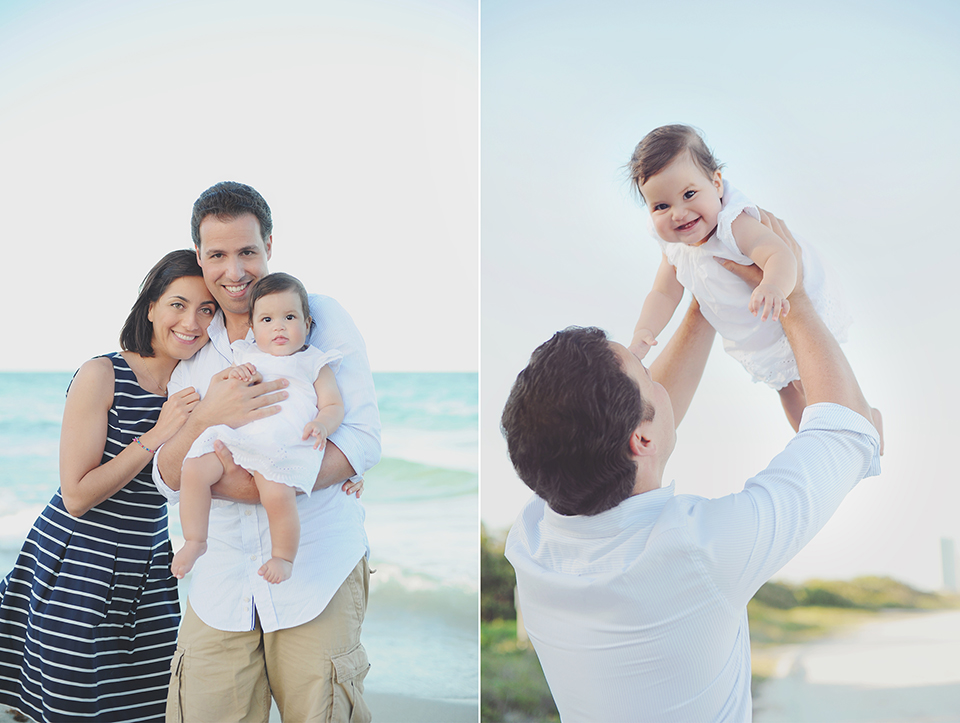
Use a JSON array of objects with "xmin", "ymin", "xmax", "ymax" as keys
[{"xmin": 147, "ymin": 276, "xmax": 217, "ymax": 360}]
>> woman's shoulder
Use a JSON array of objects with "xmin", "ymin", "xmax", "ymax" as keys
[
  {"xmin": 66, "ymin": 354, "xmax": 118, "ymax": 404},
  {"xmin": 78, "ymin": 354, "xmax": 120, "ymax": 378}
]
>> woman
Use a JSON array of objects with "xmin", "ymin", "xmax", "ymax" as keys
[{"xmin": 0, "ymin": 250, "xmax": 217, "ymax": 722}]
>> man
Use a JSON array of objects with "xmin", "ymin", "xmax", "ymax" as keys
[
  {"xmin": 503, "ymin": 215, "xmax": 880, "ymax": 722},
  {"xmin": 152, "ymin": 182, "xmax": 381, "ymax": 722}
]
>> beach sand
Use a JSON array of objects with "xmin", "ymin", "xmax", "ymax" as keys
[
  {"xmin": 754, "ymin": 608, "xmax": 960, "ymax": 722},
  {"xmin": 2, "ymin": 692, "xmax": 478, "ymax": 723}
]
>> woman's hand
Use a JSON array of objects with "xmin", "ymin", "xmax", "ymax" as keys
[{"xmin": 142, "ymin": 387, "xmax": 200, "ymax": 449}]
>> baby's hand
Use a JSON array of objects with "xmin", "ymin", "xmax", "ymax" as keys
[
  {"xmin": 628, "ymin": 330, "xmax": 658, "ymax": 361},
  {"xmin": 749, "ymin": 284, "xmax": 790, "ymax": 321},
  {"xmin": 228, "ymin": 363, "xmax": 258, "ymax": 383},
  {"xmin": 303, "ymin": 421, "xmax": 329, "ymax": 450}
]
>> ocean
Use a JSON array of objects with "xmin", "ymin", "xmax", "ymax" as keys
[{"xmin": 0, "ymin": 371, "xmax": 478, "ymax": 705}]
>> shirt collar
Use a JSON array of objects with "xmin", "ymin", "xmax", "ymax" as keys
[
  {"xmin": 542, "ymin": 482, "xmax": 676, "ymax": 539},
  {"xmin": 208, "ymin": 310, "xmax": 257, "ymax": 355}
]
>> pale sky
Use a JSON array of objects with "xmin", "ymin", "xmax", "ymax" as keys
[
  {"xmin": 0, "ymin": 0, "xmax": 477, "ymax": 372},
  {"xmin": 481, "ymin": 0, "xmax": 960, "ymax": 591}
]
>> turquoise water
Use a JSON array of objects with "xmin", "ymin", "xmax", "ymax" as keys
[{"xmin": 0, "ymin": 371, "xmax": 478, "ymax": 702}]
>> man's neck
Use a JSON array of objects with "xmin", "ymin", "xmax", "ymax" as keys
[
  {"xmin": 631, "ymin": 469, "xmax": 663, "ymax": 497},
  {"xmin": 223, "ymin": 312, "xmax": 251, "ymax": 343}
]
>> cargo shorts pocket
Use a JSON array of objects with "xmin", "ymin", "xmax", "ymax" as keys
[
  {"xmin": 165, "ymin": 647, "xmax": 186, "ymax": 723},
  {"xmin": 329, "ymin": 643, "xmax": 371, "ymax": 723}
]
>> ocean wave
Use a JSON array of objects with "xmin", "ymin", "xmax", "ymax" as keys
[
  {"xmin": 369, "ymin": 563, "xmax": 477, "ymax": 628},
  {"xmin": 381, "ymin": 425, "xmax": 477, "ymax": 473},
  {"xmin": 363, "ymin": 458, "xmax": 477, "ymax": 502},
  {"xmin": 0, "ymin": 504, "xmax": 45, "ymax": 550}
]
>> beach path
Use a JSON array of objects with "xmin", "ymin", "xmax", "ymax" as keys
[{"xmin": 754, "ymin": 608, "xmax": 960, "ymax": 722}]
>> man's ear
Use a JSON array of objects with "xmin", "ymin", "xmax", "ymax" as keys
[{"xmin": 628, "ymin": 425, "xmax": 657, "ymax": 458}]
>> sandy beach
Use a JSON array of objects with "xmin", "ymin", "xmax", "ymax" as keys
[
  {"xmin": 3, "ymin": 692, "xmax": 478, "ymax": 723},
  {"xmin": 754, "ymin": 608, "xmax": 960, "ymax": 722}
]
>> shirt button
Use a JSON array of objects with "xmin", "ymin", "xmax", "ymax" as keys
[
  {"xmin": 245, "ymin": 509, "xmax": 253, "ymax": 516},
  {"xmin": 250, "ymin": 555, "xmax": 257, "ymax": 561}
]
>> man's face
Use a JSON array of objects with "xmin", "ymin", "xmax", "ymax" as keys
[
  {"xmin": 611, "ymin": 342, "xmax": 676, "ymax": 461},
  {"xmin": 196, "ymin": 213, "xmax": 272, "ymax": 317}
]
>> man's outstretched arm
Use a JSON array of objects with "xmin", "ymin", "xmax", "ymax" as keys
[
  {"xmin": 758, "ymin": 212, "xmax": 875, "ymax": 425},
  {"xmin": 649, "ymin": 297, "xmax": 716, "ymax": 428}
]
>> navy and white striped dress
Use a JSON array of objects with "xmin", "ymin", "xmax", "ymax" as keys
[{"xmin": 0, "ymin": 353, "xmax": 180, "ymax": 722}]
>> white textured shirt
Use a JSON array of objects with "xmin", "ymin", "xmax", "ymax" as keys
[
  {"xmin": 505, "ymin": 403, "xmax": 880, "ymax": 722},
  {"xmin": 152, "ymin": 294, "xmax": 381, "ymax": 633}
]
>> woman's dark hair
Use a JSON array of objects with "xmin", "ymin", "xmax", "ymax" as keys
[
  {"xmin": 119, "ymin": 250, "xmax": 207, "ymax": 356},
  {"xmin": 627, "ymin": 124, "xmax": 723, "ymax": 201},
  {"xmin": 191, "ymin": 181, "xmax": 273, "ymax": 249},
  {"xmin": 501, "ymin": 326, "xmax": 654, "ymax": 516},
  {"xmin": 248, "ymin": 272, "xmax": 313, "ymax": 331}
]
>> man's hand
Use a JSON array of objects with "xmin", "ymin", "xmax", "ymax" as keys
[
  {"xmin": 716, "ymin": 210, "xmax": 804, "ymax": 296},
  {"xmin": 198, "ymin": 368, "xmax": 289, "ymax": 430},
  {"xmin": 342, "ymin": 477, "xmax": 364, "ymax": 498},
  {"xmin": 209, "ymin": 440, "xmax": 260, "ymax": 503}
]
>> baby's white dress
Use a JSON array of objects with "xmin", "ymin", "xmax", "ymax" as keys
[
  {"xmin": 185, "ymin": 340, "xmax": 343, "ymax": 494},
  {"xmin": 652, "ymin": 180, "xmax": 851, "ymax": 389}
]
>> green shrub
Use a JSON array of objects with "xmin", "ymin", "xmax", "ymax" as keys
[
  {"xmin": 752, "ymin": 581, "xmax": 799, "ymax": 609},
  {"xmin": 481, "ymin": 524, "xmax": 517, "ymax": 621},
  {"xmin": 796, "ymin": 585, "xmax": 856, "ymax": 608}
]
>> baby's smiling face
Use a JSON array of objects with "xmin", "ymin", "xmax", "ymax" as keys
[{"xmin": 640, "ymin": 152, "xmax": 724, "ymax": 247}]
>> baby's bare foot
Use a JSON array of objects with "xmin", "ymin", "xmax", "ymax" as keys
[
  {"xmin": 172, "ymin": 540, "xmax": 207, "ymax": 579},
  {"xmin": 258, "ymin": 557, "xmax": 294, "ymax": 584}
]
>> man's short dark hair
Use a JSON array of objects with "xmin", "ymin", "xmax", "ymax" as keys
[
  {"xmin": 500, "ymin": 327, "xmax": 654, "ymax": 516},
  {"xmin": 191, "ymin": 181, "xmax": 273, "ymax": 248}
]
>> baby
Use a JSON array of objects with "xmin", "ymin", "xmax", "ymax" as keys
[
  {"xmin": 171, "ymin": 272, "xmax": 345, "ymax": 583},
  {"xmin": 628, "ymin": 124, "xmax": 881, "ymax": 441}
]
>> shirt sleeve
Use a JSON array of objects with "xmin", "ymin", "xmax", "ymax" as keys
[
  {"xmin": 687, "ymin": 402, "xmax": 881, "ymax": 609},
  {"xmin": 308, "ymin": 295, "xmax": 382, "ymax": 480}
]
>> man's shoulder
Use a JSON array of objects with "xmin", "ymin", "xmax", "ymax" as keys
[
  {"xmin": 305, "ymin": 292, "xmax": 363, "ymax": 344},
  {"xmin": 307, "ymin": 292, "xmax": 343, "ymax": 311}
]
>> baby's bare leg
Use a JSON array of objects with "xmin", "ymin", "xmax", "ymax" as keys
[
  {"xmin": 254, "ymin": 472, "xmax": 299, "ymax": 584},
  {"xmin": 171, "ymin": 452, "xmax": 224, "ymax": 579},
  {"xmin": 777, "ymin": 379, "xmax": 806, "ymax": 433}
]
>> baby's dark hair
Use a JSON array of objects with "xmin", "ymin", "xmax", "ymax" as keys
[
  {"xmin": 248, "ymin": 272, "xmax": 314, "ymax": 331},
  {"xmin": 627, "ymin": 124, "xmax": 723, "ymax": 201}
]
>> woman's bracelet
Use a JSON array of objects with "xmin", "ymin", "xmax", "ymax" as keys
[{"xmin": 132, "ymin": 436, "xmax": 156, "ymax": 454}]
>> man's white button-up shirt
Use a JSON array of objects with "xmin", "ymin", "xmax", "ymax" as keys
[
  {"xmin": 506, "ymin": 403, "xmax": 881, "ymax": 722},
  {"xmin": 153, "ymin": 294, "xmax": 381, "ymax": 633}
]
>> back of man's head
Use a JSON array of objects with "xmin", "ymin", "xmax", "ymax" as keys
[
  {"xmin": 500, "ymin": 326, "xmax": 652, "ymax": 516},
  {"xmin": 191, "ymin": 181, "xmax": 273, "ymax": 248}
]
